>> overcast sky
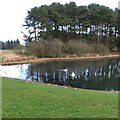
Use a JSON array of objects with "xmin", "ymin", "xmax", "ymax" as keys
[{"xmin": 0, "ymin": 0, "xmax": 119, "ymax": 43}]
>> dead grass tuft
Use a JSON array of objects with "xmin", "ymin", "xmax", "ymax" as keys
[{"xmin": 2, "ymin": 53, "xmax": 35, "ymax": 63}]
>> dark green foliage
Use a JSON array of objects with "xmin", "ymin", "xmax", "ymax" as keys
[
  {"xmin": 0, "ymin": 39, "xmax": 20, "ymax": 50},
  {"xmin": 23, "ymin": 2, "xmax": 119, "ymax": 56}
]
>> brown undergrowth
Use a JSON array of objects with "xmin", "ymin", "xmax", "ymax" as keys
[{"xmin": 1, "ymin": 52, "xmax": 120, "ymax": 65}]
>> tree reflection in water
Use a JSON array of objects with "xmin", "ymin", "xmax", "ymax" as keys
[{"xmin": 26, "ymin": 58, "xmax": 120, "ymax": 91}]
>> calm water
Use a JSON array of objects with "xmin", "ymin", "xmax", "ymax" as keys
[{"xmin": 0, "ymin": 58, "xmax": 120, "ymax": 91}]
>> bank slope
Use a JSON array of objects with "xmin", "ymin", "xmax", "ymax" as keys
[{"xmin": 2, "ymin": 77, "xmax": 118, "ymax": 118}]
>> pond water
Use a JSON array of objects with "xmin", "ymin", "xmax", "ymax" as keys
[{"xmin": 0, "ymin": 58, "xmax": 120, "ymax": 91}]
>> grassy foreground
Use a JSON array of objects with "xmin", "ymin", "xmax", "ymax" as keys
[{"xmin": 2, "ymin": 77, "xmax": 118, "ymax": 118}]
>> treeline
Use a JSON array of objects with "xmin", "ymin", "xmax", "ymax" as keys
[
  {"xmin": 22, "ymin": 2, "xmax": 120, "ymax": 57},
  {"xmin": 0, "ymin": 39, "xmax": 20, "ymax": 50}
]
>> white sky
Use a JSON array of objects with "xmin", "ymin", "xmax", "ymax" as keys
[{"xmin": 0, "ymin": 0, "xmax": 119, "ymax": 44}]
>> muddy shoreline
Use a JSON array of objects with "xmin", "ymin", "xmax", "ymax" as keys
[{"xmin": 1, "ymin": 54, "xmax": 120, "ymax": 65}]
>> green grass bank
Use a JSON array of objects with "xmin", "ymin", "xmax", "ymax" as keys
[{"xmin": 2, "ymin": 77, "xmax": 118, "ymax": 118}]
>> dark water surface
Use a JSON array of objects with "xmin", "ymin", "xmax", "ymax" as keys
[{"xmin": 0, "ymin": 58, "xmax": 120, "ymax": 91}]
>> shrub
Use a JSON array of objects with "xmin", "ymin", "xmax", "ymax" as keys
[
  {"xmin": 15, "ymin": 45, "xmax": 28, "ymax": 56},
  {"xmin": 27, "ymin": 39, "xmax": 64, "ymax": 58},
  {"xmin": 44, "ymin": 39, "xmax": 64, "ymax": 57},
  {"xmin": 65, "ymin": 39, "xmax": 110, "ymax": 56},
  {"xmin": 65, "ymin": 39, "xmax": 94, "ymax": 55},
  {"xmin": 25, "ymin": 39, "xmax": 110, "ymax": 58},
  {"xmin": 26, "ymin": 40, "xmax": 45, "ymax": 57}
]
